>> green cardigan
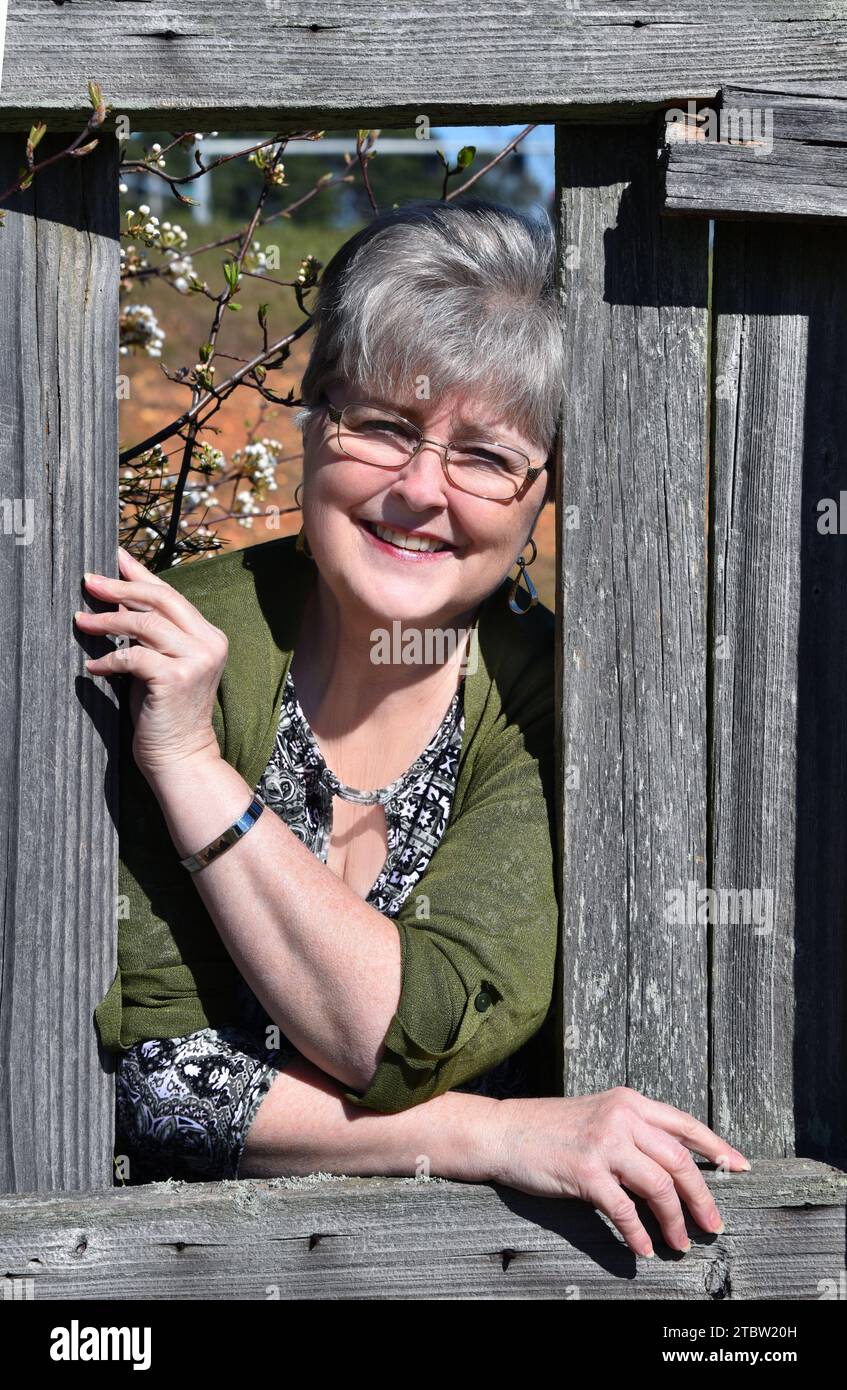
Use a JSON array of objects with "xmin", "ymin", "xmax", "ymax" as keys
[{"xmin": 94, "ymin": 533, "xmax": 561, "ymax": 1113}]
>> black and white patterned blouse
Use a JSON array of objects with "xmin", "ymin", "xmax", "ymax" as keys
[{"xmin": 255, "ymin": 665, "xmax": 464, "ymax": 914}]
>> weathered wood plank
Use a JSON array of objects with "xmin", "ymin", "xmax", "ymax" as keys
[
  {"xmin": 661, "ymin": 86, "xmax": 847, "ymax": 220},
  {"xmin": 736, "ymin": 80, "xmax": 847, "ymax": 100},
  {"xmin": 554, "ymin": 125, "xmax": 710, "ymax": 1113},
  {"xmin": 0, "ymin": 1161, "xmax": 843, "ymax": 1299},
  {"xmin": 0, "ymin": 3, "xmax": 845, "ymax": 130},
  {"xmin": 0, "ymin": 133, "xmax": 120, "ymax": 1192},
  {"xmin": 710, "ymin": 219, "xmax": 847, "ymax": 1165}
]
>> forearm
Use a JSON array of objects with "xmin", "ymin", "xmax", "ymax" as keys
[
  {"xmin": 239, "ymin": 1052, "xmax": 503, "ymax": 1183},
  {"xmin": 145, "ymin": 750, "xmax": 402, "ymax": 1094}
]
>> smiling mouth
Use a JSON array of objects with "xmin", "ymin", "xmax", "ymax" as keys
[{"xmin": 358, "ymin": 518, "xmax": 456, "ymax": 558}]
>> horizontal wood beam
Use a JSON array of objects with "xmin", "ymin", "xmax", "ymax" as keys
[
  {"xmin": 661, "ymin": 86, "xmax": 847, "ymax": 220},
  {"xmin": 0, "ymin": 1161, "xmax": 844, "ymax": 1299},
  {"xmin": 0, "ymin": 4, "xmax": 845, "ymax": 131}
]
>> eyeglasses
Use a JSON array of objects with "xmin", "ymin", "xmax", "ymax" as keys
[{"xmin": 322, "ymin": 399, "xmax": 546, "ymax": 502}]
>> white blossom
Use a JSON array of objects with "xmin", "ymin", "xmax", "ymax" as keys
[
  {"xmin": 120, "ymin": 303, "xmax": 166, "ymax": 358},
  {"xmin": 232, "ymin": 438, "xmax": 284, "ymax": 494}
]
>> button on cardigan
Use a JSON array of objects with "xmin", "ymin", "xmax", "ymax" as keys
[{"xmin": 93, "ymin": 532, "xmax": 561, "ymax": 1114}]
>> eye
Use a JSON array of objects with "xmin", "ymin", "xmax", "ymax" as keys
[
  {"xmin": 349, "ymin": 413, "xmax": 416, "ymax": 440},
  {"xmin": 452, "ymin": 445, "xmax": 525, "ymax": 473},
  {"xmin": 369, "ymin": 418, "xmax": 414, "ymax": 436}
]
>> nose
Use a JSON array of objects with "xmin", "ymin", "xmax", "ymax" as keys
[{"xmin": 385, "ymin": 437, "xmax": 451, "ymax": 508}]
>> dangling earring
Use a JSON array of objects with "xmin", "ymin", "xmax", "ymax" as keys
[
  {"xmin": 508, "ymin": 537, "xmax": 538, "ymax": 615},
  {"xmin": 293, "ymin": 480, "xmax": 314, "ymax": 559}
]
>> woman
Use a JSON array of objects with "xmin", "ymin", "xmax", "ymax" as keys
[{"xmin": 84, "ymin": 198, "xmax": 747, "ymax": 1258}]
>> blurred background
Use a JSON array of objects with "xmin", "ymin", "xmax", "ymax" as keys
[{"xmin": 119, "ymin": 124, "xmax": 557, "ymax": 608}]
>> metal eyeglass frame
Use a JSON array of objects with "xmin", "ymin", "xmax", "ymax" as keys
[{"xmin": 322, "ymin": 399, "xmax": 547, "ymax": 503}]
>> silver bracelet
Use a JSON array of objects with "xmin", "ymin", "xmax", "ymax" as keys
[{"xmin": 179, "ymin": 794, "xmax": 266, "ymax": 874}]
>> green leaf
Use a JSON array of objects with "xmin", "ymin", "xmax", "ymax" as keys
[
  {"xmin": 457, "ymin": 145, "xmax": 476, "ymax": 168},
  {"xmin": 223, "ymin": 259, "xmax": 241, "ymax": 293}
]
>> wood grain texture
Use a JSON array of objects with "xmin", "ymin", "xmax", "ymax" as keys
[
  {"xmin": 0, "ymin": 133, "xmax": 120, "ymax": 1193},
  {"xmin": 710, "ymin": 219, "xmax": 847, "ymax": 1165},
  {"xmin": 662, "ymin": 86, "xmax": 847, "ymax": 220},
  {"xmin": 554, "ymin": 125, "xmax": 709, "ymax": 1114},
  {"xmin": 0, "ymin": 3, "xmax": 845, "ymax": 130},
  {"xmin": 0, "ymin": 1161, "xmax": 843, "ymax": 1299}
]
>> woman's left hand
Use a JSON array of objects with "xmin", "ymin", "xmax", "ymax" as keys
[{"xmin": 75, "ymin": 546, "xmax": 228, "ymax": 778}]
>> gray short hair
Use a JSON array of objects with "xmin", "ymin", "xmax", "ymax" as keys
[{"xmin": 294, "ymin": 197, "xmax": 565, "ymax": 500}]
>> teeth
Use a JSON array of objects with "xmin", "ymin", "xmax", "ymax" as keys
[{"xmin": 370, "ymin": 522, "xmax": 447, "ymax": 553}]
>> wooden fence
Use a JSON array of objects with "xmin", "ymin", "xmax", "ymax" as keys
[{"xmin": 0, "ymin": 4, "xmax": 845, "ymax": 1299}]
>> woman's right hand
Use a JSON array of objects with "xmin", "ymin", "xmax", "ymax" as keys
[{"xmin": 485, "ymin": 1086, "xmax": 749, "ymax": 1257}]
